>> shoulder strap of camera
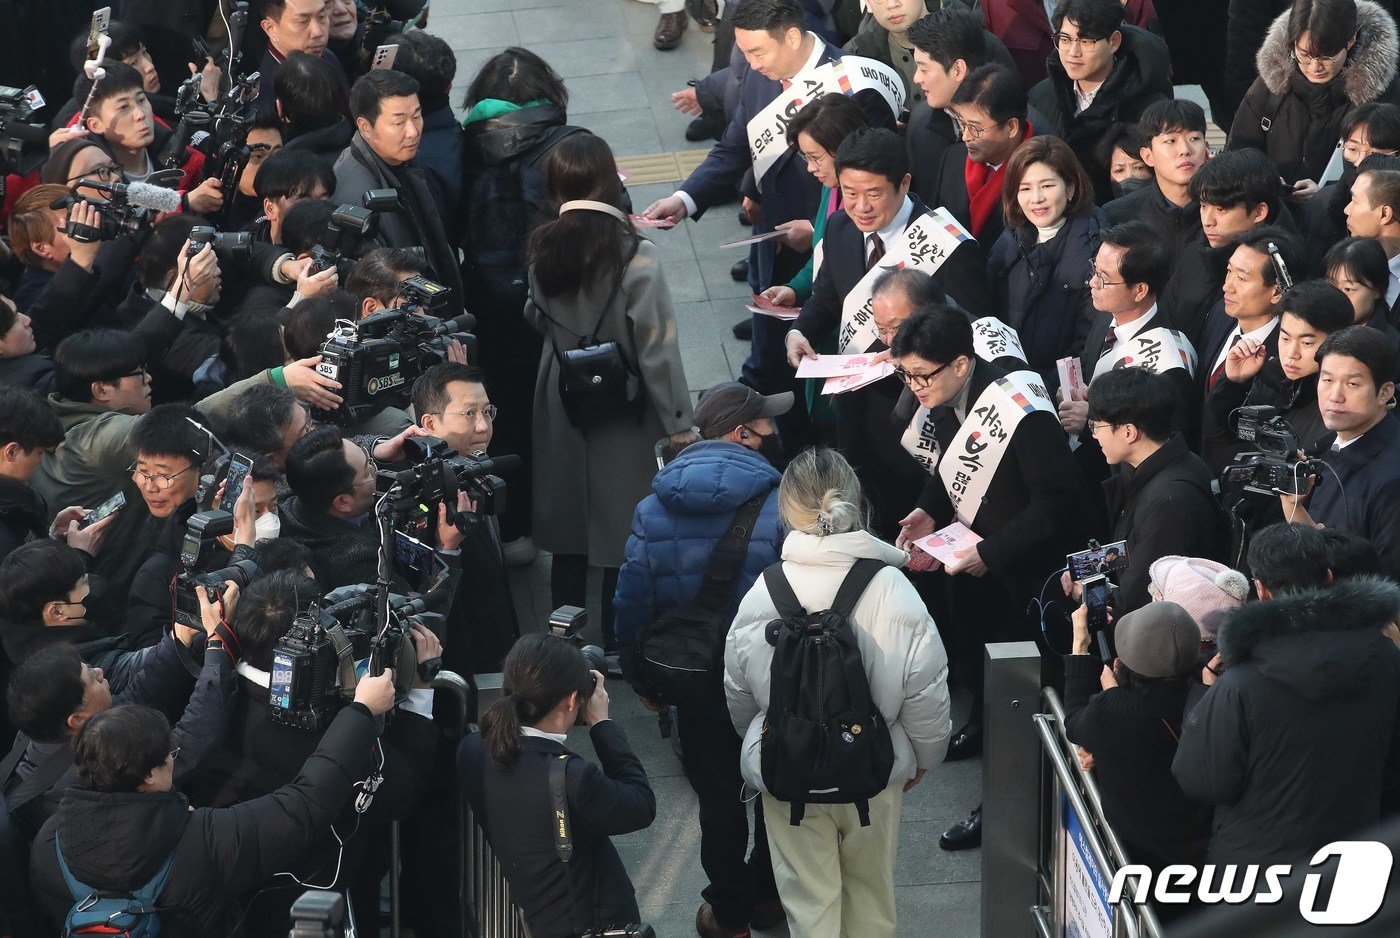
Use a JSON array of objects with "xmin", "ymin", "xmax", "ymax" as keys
[
  {"xmin": 326, "ymin": 624, "xmax": 360, "ymax": 700},
  {"xmin": 550, "ymin": 752, "xmax": 605, "ymax": 936}
]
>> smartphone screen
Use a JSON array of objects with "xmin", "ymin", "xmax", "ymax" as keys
[
  {"xmin": 1068, "ymin": 540, "xmax": 1129, "ymax": 581},
  {"xmin": 222, "ymin": 453, "xmax": 254, "ymax": 510},
  {"xmin": 79, "ymin": 491, "xmax": 125, "ymax": 529}
]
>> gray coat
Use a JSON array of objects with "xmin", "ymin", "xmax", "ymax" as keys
[{"xmin": 524, "ymin": 239, "xmax": 693, "ymax": 568}]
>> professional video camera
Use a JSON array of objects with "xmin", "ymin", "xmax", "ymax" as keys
[
  {"xmin": 376, "ymin": 435, "xmax": 519, "ymax": 546},
  {"xmin": 268, "ymin": 582, "xmax": 444, "ymax": 731},
  {"xmin": 171, "ymin": 509, "xmax": 261, "ymax": 629},
  {"xmin": 0, "ymin": 83, "xmax": 47, "ymax": 175},
  {"xmin": 311, "ymin": 286, "xmax": 477, "ymax": 425},
  {"xmin": 53, "ymin": 171, "xmax": 189, "ymax": 243},
  {"xmin": 1221, "ymin": 406, "xmax": 1321, "ymax": 496}
]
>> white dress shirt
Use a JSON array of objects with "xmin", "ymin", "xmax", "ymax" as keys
[{"xmin": 1211, "ymin": 316, "xmax": 1281, "ymax": 377}]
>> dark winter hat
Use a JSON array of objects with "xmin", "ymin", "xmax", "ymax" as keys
[
  {"xmin": 1114, "ymin": 601, "xmax": 1200, "ymax": 679},
  {"xmin": 693, "ymin": 382, "xmax": 793, "ymax": 439}
]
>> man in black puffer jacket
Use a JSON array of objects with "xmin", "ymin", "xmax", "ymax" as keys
[
  {"xmin": 1173, "ymin": 523, "xmax": 1400, "ymax": 866},
  {"xmin": 1028, "ymin": 0, "xmax": 1173, "ymax": 204},
  {"xmin": 29, "ymin": 677, "xmax": 397, "ymax": 936}
]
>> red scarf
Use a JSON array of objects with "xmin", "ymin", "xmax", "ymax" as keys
[{"xmin": 963, "ymin": 125, "xmax": 1031, "ymax": 238}]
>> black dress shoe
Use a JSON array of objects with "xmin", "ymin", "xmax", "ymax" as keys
[
  {"xmin": 730, "ymin": 258, "xmax": 750, "ymax": 282},
  {"xmin": 732, "ymin": 318, "xmax": 753, "ymax": 340},
  {"xmin": 939, "ymin": 805, "xmax": 982, "ymax": 851},
  {"xmin": 944, "ymin": 722, "xmax": 982, "ymax": 762},
  {"xmin": 686, "ymin": 109, "xmax": 725, "ymax": 142}
]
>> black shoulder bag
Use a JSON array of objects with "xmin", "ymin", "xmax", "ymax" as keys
[
  {"xmin": 634, "ymin": 493, "xmax": 767, "ymax": 708},
  {"xmin": 550, "ymin": 754, "xmax": 656, "ymax": 938},
  {"xmin": 533, "ymin": 239, "xmax": 645, "ymax": 429}
]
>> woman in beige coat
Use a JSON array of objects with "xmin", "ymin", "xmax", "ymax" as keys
[{"xmin": 524, "ymin": 135, "xmax": 695, "ymax": 647}]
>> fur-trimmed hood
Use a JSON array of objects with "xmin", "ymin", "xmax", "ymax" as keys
[
  {"xmin": 1217, "ymin": 577, "xmax": 1400, "ymax": 699},
  {"xmin": 1256, "ymin": 0, "xmax": 1400, "ymax": 102}
]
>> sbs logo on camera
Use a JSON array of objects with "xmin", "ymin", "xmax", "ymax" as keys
[{"xmin": 1108, "ymin": 841, "xmax": 1393, "ymax": 924}]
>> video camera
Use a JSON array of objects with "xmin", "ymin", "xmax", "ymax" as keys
[
  {"xmin": 54, "ymin": 173, "xmax": 188, "ymax": 243},
  {"xmin": 268, "ymin": 583, "xmax": 442, "ymax": 732},
  {"xmin": 0, "ymin": 84, "xmax": 47, "ymax": 175},
  {"xmin": 1221, "ymin": 406, "xmax": 1320, "ymax": 496},
  {"xmin": 311, "ymin": 282, "xmax": 477, "ymax": 425},
  {"xmin": 171, "ymin": 509, "xmax": 260, "ymax": 629},
  {"xmin": 376, "ymin": 435, "xmax": 519, "ymax": 546}
]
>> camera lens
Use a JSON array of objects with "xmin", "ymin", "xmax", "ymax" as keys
[{"xmin": 581, "ymin": 644, "xmax": 607, "ymax": 676}]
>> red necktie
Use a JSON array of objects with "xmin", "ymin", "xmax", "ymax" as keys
[
  {"xmin": 866, "ymin": 234, "xmax": 885, "ymax": 271},
  {"xmin": 781, "ymin": 79, "xmax": 792, "ymax": 91},
  {"xmin": 1208, "ymin": 335, "xmax": 1242, "ymax": 389}
]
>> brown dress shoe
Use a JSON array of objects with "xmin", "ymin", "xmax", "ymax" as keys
[
  {"xmin": 654, "ymin": 10, "xmax": 688, "ymax": 50},
  {"xmin": 696, "ymin": 901, "xmax": 751, "ymax": 938}
]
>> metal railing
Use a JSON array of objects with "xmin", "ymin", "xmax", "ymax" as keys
[{"xmin": 1032, "ymin": 687, "xmax": 1164, "ymax": 938}]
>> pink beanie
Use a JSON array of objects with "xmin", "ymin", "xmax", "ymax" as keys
[{"xmin": 1148, "ymin": 556, "xmax": 1251, "ymax": 640}]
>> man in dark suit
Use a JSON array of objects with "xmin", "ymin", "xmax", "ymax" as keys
[
  {"xmin": 905, "ymin": 10, "xmax": 1030, "ymax": 210},
  {"xmin": 1196, "ymin": 228, "xmax": 1298, "ymax": 470},
  {"xmin": 1061, "ymin": 222, "xmax": 1200, "ymax": 511},
  {"xmin": 645, "ymin": 0, "xmax": 900, "ymax": 439},
  {"xmin": 927, "ymin": 64, "xmax": 1036, "ymax": 253},
  {"xmin": 891, "ymin": 305, "xmax": 1088, "ymax": 850},
  {"xmin": 1343, "ymin": 165, "xmax": 1400, "ymax": 324}
]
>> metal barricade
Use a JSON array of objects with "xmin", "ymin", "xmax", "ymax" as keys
[{"xmin": 1032, "ymin": 687, "xmax": 1164, "ymax": 938}]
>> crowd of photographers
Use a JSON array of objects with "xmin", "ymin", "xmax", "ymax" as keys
[{"xmin": 5, "ymin": 0, "xmax": 1400, "ymax": 935}]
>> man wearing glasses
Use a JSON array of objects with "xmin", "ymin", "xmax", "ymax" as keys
[{"xmin": 1027, "ymin": 0, "xmax": 1172, "ymax": 204}]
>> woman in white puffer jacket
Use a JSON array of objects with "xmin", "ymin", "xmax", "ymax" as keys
[{"xmin": 723, "ymin": 447, "xmax": 952, "ymax": 938}]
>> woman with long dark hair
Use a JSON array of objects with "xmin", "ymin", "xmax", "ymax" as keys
[
  {"xmin": 460, "ymin": 48, "xmax": 591, "ymax": 562},
  {"xmin": 525, "ymin": 134, "xmax": 694, "ymax": 650},
  {"xmin": 1325, "ymin": 235, "xmax": 1400, "ymax": 345},
  {"xmin": 459, "ymin": 634, "xmax": 655, "ymax": 938}
]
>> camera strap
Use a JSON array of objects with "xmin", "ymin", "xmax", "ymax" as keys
[
  {"xmin": 326, "ymin": 623, "xmax": 361, "ymax": 700},
  {"xmin": 532, "ymin": 236, "xmax": 640, "ymax": 348},
  {"xmin": 550, "ymin": 752, "xmax": 606, "ymax": 937}
]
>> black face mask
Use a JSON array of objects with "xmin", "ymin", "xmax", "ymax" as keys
[
  {"xmin": 1111, "ymin": 175, "xmax": 1152, "ymax": 200},
  {"xmin": 743, "ymin": 425, "xmax": 786, "ymax": 468}
]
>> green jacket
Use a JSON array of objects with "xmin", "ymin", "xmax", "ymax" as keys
[{"xmin": 786, "ymin": 185, "xmax": 833, "ymax": 303}]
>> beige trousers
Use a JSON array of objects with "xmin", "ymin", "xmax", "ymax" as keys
[{"xmin": 761, "ymin": 784, "xmax": 903, "ymax": 938}]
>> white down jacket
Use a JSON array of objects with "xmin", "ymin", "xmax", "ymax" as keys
[{"xmin": 723, "ymin": 530, "xmax": 952, "ymax": 795}]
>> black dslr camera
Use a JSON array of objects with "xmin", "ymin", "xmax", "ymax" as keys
[
  {"xmin": 305, "ymin": 203, "xmax": 376, "ymax": 280},
  {"xmin": 289, "ymin": 890, "xmax": 345, "ymax": 938},
  {"xmin": 1221, "ymin": 406, "xmax": 1320, "ymax": 496},
  {"xmin": 310, "ymin": 290, "xmax": 476, "ymax": 425},
  {"xmin": 171, "ymin": 510, "xmax": 260, "ymax": 629},
  {"xmin": 187, "ymin": 225, "xmax": 252, "ymax": 262},
  {"xmin": 376, "ymin": 435, "xmax": 518, "ymax": 547},
  {"xmin": 549, "ymin": 606, "xmax": 609, "ymax": 727}
]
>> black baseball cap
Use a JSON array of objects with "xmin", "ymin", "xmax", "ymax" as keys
[{"xmin": 693, "ymin": 382, "xmax": 793, "ymax": 439}]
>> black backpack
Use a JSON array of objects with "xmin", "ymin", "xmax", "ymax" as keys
[
  {"xmin": 759, "ymin": 558, "xmax": 895, "ymax": 827},
  {"xmin": 635, "ymin": 494, "xmax": 767, "ymax": 708}
]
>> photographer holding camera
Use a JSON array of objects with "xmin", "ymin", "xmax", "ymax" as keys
[
  {"xmin": 1276, "ymin": 326, "xmax": 1400, "ymax": 580},
  {"xmin": 461, "ymin": 633, "xmax": 657, "ymax": 938},
  {"xmin": 1082, "ymin": 367, "xmax": 1223, "ymax": 613},
  {"xmin": 280, "ymin": 424, "xmax": 469, "ymax": 590},
  {"xmin": 28, "ymin": 671, "xmax": 397, "ymax": 936},
  {"xmin": 187, "ymin": 568, "xmax": 440, "ymax": 931}
]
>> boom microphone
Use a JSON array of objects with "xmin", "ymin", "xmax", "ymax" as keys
[{"xmin": 121, "ymin": 181, "xmax": 186, "ymax": 214}]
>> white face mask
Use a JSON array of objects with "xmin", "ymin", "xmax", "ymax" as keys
[{"xmin": 253, "ymin": 511, "xmax": 281, "ymax": 542}]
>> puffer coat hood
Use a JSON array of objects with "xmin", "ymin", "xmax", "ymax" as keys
[{"xmin": 1256, "ymin": 0, "xmax": 1400, "ymax": 103}]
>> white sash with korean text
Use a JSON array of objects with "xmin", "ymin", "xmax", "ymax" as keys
[
  {"xmin": 931, "ymin": 371, "xmax": 1055, "ymax": 527},
  {"xmin": 837, "ymin": 207, "xmax": 973, "ymax": 353},
  {"xmin": 970, "ymin": 316, "xmax": 1027, "ymax": 364},
  {"xmin": 749, "ymin": 54, "xmax": 904, "ymax": 191},
  {"xmin": 1095, "ymin": 326, "xmax": 1198, "ymax": 379}
]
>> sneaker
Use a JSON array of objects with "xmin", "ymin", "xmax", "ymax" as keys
[
  {"xmin": 502, "ymin": 536, "xmax": 537, "ymax": 567},
  {"xmin": 696, "ymin": 902, "xmax": 751, "ymax": 938},
  {"xmin": 654, "ymin": 10, "xmax": 688, "ymax": 51}
]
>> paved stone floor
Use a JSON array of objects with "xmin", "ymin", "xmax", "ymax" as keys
[{"xmin": 432, "ymin": 0, "xmax": 987, "ymax": 933}]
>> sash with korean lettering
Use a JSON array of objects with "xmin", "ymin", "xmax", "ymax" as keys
[
  {"xmin": 936, "ymin": 370, "xmax": 1056, "ymax": 527},
  {"xmin": 837, "ymin": 207, "xmax": 973, "ymax": 354},
  {"xmin": 749, "ymin": 54, "xmax": 904, "ymax": 191},
  {"xmin": 1095, "ymin": 326, "xmax": 1198, "ymax": 379},
  {"xmin": 970, "ymin": 316, "xmax": 1027, "ymax": 364}
]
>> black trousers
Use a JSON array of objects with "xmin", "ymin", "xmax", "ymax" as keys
[{"xmin": 676, "ymin": 708, "xmax": 777, "ymax": 929}]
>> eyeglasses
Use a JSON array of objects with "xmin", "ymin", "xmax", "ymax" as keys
[
  {"xmin": 894, "ymin": 362, "xmax": 950, "ymax": 388},
  {"xmin": 68, "ymin": 162, "xmax": 122, "ymax": 185},
  {"xmin": 1052, "ymin": 33, "xmax": 1107, "ymax": 52},
  {"xmin": 1088, "ymin": 421, "xmax": 1115, "ymax": 434},
  {"xmin": 1293, "ymin": 46, "xmax": 1344, "ymax": 67},
  {"xmin": 433, "ymin": 404, "xmax": 498, "ymax": 423},
  {"xmin": 954, "ymin": 118, "xmax": 1007, "ymax": 140},
  {"xmin": 129, "ymin": 462, "xmax": 195, "ymax": 490},
  {"xmin": 1087, "ymin": 267, "xmax": 1125, "ymax": 287},
  {"xmin": 112, "ymin": 366, "xmax": 149, "ymax": 381},
  {"xmin": 1343, "ymin": 141, "xmax": 1397, "ymax": 162},
  {"xmin": 168, "ymin": 746, "xmax": 181, "ymax": 761},
  {"xmin": 800, "ymin": 150, "xmax": 831, "ymax": 167}
]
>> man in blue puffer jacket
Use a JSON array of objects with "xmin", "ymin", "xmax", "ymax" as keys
[{"xmin": 614, "ymin": 382, "xmax": 790, "ymax": 938}]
